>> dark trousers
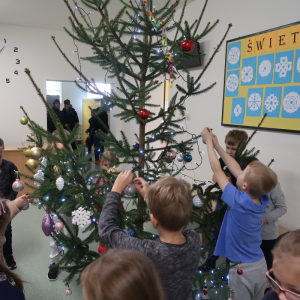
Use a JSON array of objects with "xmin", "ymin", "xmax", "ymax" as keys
[
  {"xmin": 3, "ymin": 221, "xmax": 13, "ymax": 257},
  {"xmin": 93, "ymin": 134, "xmax": 104, "ymax": 161},
  {"xmin": 261, "ymin": 239, "xmax": 277, "ymax": 270}
]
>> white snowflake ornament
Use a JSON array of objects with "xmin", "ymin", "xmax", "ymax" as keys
[
  {"xmin": 72, "ymin": 207, "xmax": 91, "ymax": 228},
  {"xmin": 241, "ymin": 66, "xmax": 253, "ymax": 83},
  {"xmin": 248, "ymin": 93, "xmax": 262, "ymax": 111},
  {"xmin": 56, "ymin": 176, "xmax": 64, "ymax": 191},
  {"xmin": 228, "ymin": 47, "xmax": 240, "ymax": 65},
  {"xmin": 283, "ymin": 92, "xmax": 300, "ymax": 113},
  {"xmin": 234, "ymin": 104, "xmax": 242, "ymax": 117},
  {"xmin": 275, "ymin": 56, "xmax": 292, "ymax": 78},
  {"xmin": 264, "ymin": 94, "xmax": 279, "ymax": 113},
  {"xmin": 34, "ymin": 170, "xmax": 44, "ymax": 187},
  {"xmin": 226, "ymin": 74, "xmax": 239, "ymax": 92}
]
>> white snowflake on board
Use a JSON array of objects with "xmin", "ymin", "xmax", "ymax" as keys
[
  {"xmin": 72, "ymin": 207, "xmax": 91, "ymax": 228},
  {"xmin": 297, "ymin": 57, "xmax": 300, "ymax": 73},
  {"xmin": 259, "ymin": 60, "xmax": 272, "ymax": 77},
  {"xmin": 226, "ymin": 74, "xmax": 239, "ymax": 92},
  {"xmin": 283, "ymin": 92, "xmax": 300, "ymax": 114},
  {"xmin": 248, "ymin": 93, "xmax": 262, "ymax": 111},
  {"xmin": 275, "ymin": 56, "xmax": 292, "ymax": 78},
  {"xmin": 228, "ymin": 47, "xmax": 240, "ymax": 65},
  {"xmin": 234, "ymin": 104, "xmax": 242, "ymax": 117},
  {"xmin": 264, "ymin": 94, "xmax": 279, "ymax": 113},
  {"xmin": 241, "ymin": 66, "xmax": 253, "ymax": 82},
  {"xmin": 33, "ymin": 170, "xmax": 44, "ymax": 187}
]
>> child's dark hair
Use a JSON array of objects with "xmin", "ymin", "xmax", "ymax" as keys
[
  {"xmin": 0, "ymin": 138, "xmax": 4, "ymax": 147},
  {"xmin": 225, "ymin": 130, "xmax": 248, "ymax": 146},
  {"xmin": 81, "ymin": 249, "xmax": 166, "ymax": 300},
  {"xmin": 0, "ymin": 200, "xmax": 24, "ymax": 291}
]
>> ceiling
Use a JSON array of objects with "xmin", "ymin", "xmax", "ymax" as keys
[{"xmin": 0, "ymin": 0, "xmax": 196, "ymax": 31}]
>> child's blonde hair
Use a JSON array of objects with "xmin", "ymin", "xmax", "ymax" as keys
[
  {"xmin": 52, "ymin": 129, "xmax": 70, "ymax": 138},
  {"xmin": 244, "ymin": 160, "xmax": 277, "ymax": 198},
  {"xmin": 272, "ymin": 230, "xmax": 300, "ymax": 260},
  {"xmin": 100, "ymin": 151, "xmax": 119, "ymax": 168},
  {"xmin": 225, "ymin": 130, "xmax": 248, "ymax": 146},
  {"xmin": 145, "ymin": 177, "xmax": 192, "ymax": 231},
  {"xmin": 81, "ymin": 249, "xmax": 166, "ymax": 300}
]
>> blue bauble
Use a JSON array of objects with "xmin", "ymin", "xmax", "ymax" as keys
[
  {"xmin": 184, "ymin": 153, "xmax": 192, "ymax": 162},
  {"xmin": 202, "ymin": 139, "xmax": 206, "ymax": 145},
  {"xmin": 124, "ymin": 229, "xmax": 135, "ymax": 237},
  {"xmin": 21, "ymin": 203, "xmax": 30, "ymax": 211},
  {"xmin": 134, "ymin": 143, "xmax": 139, "ymax": 148}
]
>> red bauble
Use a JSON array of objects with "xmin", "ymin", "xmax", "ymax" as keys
[
  {"xmin": 139, "ymin": 109, "xmax": 150, "ymax": 120},
  {"xmin": 181, "ymin": 39, "xmax": 195, "ymax": 53},
  {"xmin": 203, "ymin": 289, "xmax": 208, "ymax": 295},
  {"xmin": 98, "ymin": 245, "xmax": 108, "ymax": 254},
  {"xmin": 237, "ymin": 268, "xmax": 243, "ymax": 275}
]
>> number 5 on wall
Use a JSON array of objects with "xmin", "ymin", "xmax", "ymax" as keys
[{"xmin": 6, "ymin": 78, "xmax": 10, "ymax": 83}]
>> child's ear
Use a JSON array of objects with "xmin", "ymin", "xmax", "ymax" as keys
[
  {"xmin": 150, "ymin": 213, "xmax": 159, "ymax": 228},
  {"xmin": 243, "ymin": 181, "xmax": 249, "ymax": 191}
]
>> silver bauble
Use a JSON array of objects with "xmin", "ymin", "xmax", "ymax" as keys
[
  {"xmin": 21, "ymin": 203, "xmax": 30, "ymax": 211},
  {"xmin": 124, "ymin": 183, "xmax": 136, "ymax": 197},
  {"xmin": 177, "ymin": 153, "xmax": 184, "ymax": 162},
  {"xmin": 193, "ymin": 195, "xmax": 204, "ymax": 207}
]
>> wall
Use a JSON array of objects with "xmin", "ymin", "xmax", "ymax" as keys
[
  {"xmin": 170, "ymin": 0, "xmax": 300, "ymax": 230},
  {"xmin": 0, "ymin": 24, "xmax": 113, "ymax": 146}
]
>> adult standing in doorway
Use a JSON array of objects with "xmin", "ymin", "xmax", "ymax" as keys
[
  {"xmin": 47, "ymin": 99, "xmax": 64, "ymax": 133},
  {"xmin": 93, "ymin": 104, "xmax": 109, "ymax": 165},
  {"xmin": 0, "ymin": 138, "xmax": 19, "ymax": 269},
  {"xmin": 63, "ymin": 99, "xmax": 79, "ymax": 150}
]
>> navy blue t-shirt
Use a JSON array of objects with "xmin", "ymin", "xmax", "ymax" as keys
[
  {"xmin": 214, "ymin": 183, "xmax": 269, "ymax": 263},
  {"xmin": 261, "ymin": 290, "xmax": 280, "ymax": 300}
]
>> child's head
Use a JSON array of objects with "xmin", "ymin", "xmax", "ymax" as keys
[
  {"xmin": 81, "ymin": 249, "xmax": 166, "ymax": 300},
  {"xmin": 100, "ymin": 151, "xmax": 119, "ymax": 171},
  {"xmin": 237, "ymin": 160, "xmax": 277, "ymax": 198},
  {"xmin": 269, "ymin": 230, "xmax": 300, "ymax": 298},
  {"xmin": 145, "ymin": 177, "xmax": 192, "ymax": 231},
  {"xmin": 52, "ymin": 129, "xmax": 71, "ymax": 149},
  {"xmin": 224, "ymin": 130, "xmax": 248, "ymax": 158}
]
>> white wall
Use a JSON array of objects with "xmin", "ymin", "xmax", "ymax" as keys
[
  {"xmin": 170, "ymin": 0, "xmax": 300, "ymax": 230},
  {"xmin": 0, "ymin": 24, "xmax": 112, "ymax": 146}
]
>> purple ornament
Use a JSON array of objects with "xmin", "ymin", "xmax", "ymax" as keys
[
  {"xmin": 163, "ymin": 50, "xmax": 167, "ymax": 55},
  {"xmin": 42, "ymin": 214, "xmax": 53, "ymax": 236},
  {"xmin": 166, "ymin": 150, "xmax": 176, "ymax": 161},
  {"xmin": 12, "ymin": 179, "xmax": 25, "ymax": 192},
  {"xmin": 65, "ymin": 288, "xmax": 72, "ymax": 296}
]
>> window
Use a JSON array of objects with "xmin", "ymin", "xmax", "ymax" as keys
[{"xmin": 46, "ymin": 81, "xmax": 62, "ymax": 100}]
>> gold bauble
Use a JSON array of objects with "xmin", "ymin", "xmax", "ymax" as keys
[
  {"xmin": 53, "ymin": 165, "xmax": 60, "ymax": 174},
  {"xmin": 26, "ymin": 159, "xmax": 39, "ymax": 170},
  {"xmin": 108, "ymin": 166, "xmax": 118, "ymax": 174},
  {"xmin": 30, "ymin": 147, "xmax": 43, "ymax": 159},
  {"xmin": 20, "ymin": 117, "xmax": 28, "ymax": 125},
  {"xmin": 23, "ymin": 148, "xmax": 32, "ymax": 157}
]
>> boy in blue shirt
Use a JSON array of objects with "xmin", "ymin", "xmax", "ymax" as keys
[{"xmin": 201, "ymin": 127, "xmax": 277, "ymax": 300}]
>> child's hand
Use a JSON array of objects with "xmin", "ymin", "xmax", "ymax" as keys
[
  {"xmin": 112, "ymin": 170, "xmax": 133, "ymax": 194},
  {"xmin": 133, "ymin": 178, "xmax": 149, "ymax": 198},
  {"xmin": 14, "ymin": 194, "xmax": 32, "ymax": 209},
  {"xmin": 212, "ymin": 133, "xmax": 219, "ymax": 147},
  {"xmin": 201, "ymin": 127, "xmax": 213, "ymax": 143}
]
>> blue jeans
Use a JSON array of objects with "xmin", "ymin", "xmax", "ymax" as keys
[
  {"xmin": 93, "ymin": 134, "xmax": 105, "ymax": 161},
  {"xmin": 3, "ymin": 221, "xmax": 13, "ymax": 256}
]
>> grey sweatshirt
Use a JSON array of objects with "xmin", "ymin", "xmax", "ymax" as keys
[
  {"xmin": 262, "ymin": 182, "xmax": 287, "ymax": 240},
  {"xmin": 99, "ymin": 191, "xmax": 201, "ymax": 300}
]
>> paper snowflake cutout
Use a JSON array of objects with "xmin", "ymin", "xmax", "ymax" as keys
[
  {"xmin": 34, "ymin": 170, "xmax": 44, "ymax": 187},
  {"xmin": 228, "ymin": 47, "xmax": 240, "ymax": 65},
  {"xmin": 241, "ymin": 66, "xmax": 253, "ymax": 82},
  {"xmin": 259, "ymin": 60, "xmax": 272, "ymax": 77},
  {"xmin": 226, "ymin": 74, "xmax": 239, "ymax": 92},
  {"xmin": 283, "ymin": 92, "xmax": 300, "ymax": 114},
  {"xmin": 248, "ymin": 93, "xmax": 262, "ymax": 111},
  {"xmin": 234, "ymin": 104, "xmax": 242, "ymax": 117},
  {"xmin": 275, "ymin": 56, "xmax": 292, "ymax": 78},
  {"xmin": 72, "ymin": 207, "xmax": 91, "ymax": 228},
  {"xmin": 264, "ymin": 94, "xmax": 279, "ymax": 113},
  {"xmin": 297, "ymin": 57, "xmax": 300, "ymax": 73}
]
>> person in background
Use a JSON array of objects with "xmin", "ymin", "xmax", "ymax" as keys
[
  {"xmin": 81, "ymin": 249, "xmax": 166, "ymax": 300},
  {"xmin": 262, "ymin": 230, "xmax": 300, "ymax": 300},
  {"xmin": 0, "ymin": 138, "xmax": 19, "ymax": 270},
  {"xmin": 63, "ymin": 99, "xmax": 79, "ymax": 151},
  {"xmin": 239, "ymin": 157, "xmax": 287, "ymax": 270},
  {"xmin": 47, "ymin": 99, "xmax": 64, "ymax": 133},
  {"xmin": 92, "ymin": 105, "xmax": 109, "ymax": 165},
  {"xmin": 85, "ymin": 110, "xmax": 95, "ymax": 161}
]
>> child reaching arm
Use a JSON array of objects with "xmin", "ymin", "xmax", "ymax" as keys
[
  {"xmin": 201, "ymin": 127, "xmax": 277, "ymax": 300},
  {"xmin": 98, "ymin": 171, "xmax": 200, "ymax": 300}
]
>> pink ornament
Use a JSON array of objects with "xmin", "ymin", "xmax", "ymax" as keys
[
  {"xmin": 166, "ymin": 150, "xmax": 176, "ymax": 161},
  {"xmin": 57, "ymin": 143, "xmax": 64, "ymax": 149},
  {"xmin": 65, "ymin": 288, "xmax": 72, "ymax": 296},
  {"xmin": 42, "ymin": 214, "xmax": 53, "ymax": 236},
  {"xmin": 12, "ymin": 179, "xmax": 25, "ymax": 192},
  {"xmin": 55, "ymin": 222, "xmax": 64, "ymax": 231}
]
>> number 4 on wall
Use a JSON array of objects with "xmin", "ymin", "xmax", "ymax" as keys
[{"xmin": 14, "ymin": 70, "xmax": 18, "ymax": 75}]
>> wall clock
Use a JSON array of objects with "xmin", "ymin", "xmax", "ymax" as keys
[{"xmin": 1, "ymin": 38, "xmax": 20, "ymax": 83}]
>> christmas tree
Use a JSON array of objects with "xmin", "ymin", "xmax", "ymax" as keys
[{"xmin": 17, "ymin": 0, "xmax": 239, "ymax": 296}]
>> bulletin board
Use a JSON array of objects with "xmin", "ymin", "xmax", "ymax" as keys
[{"xmin": 222, "ymin": 22, "xmax": 300, "ymax": 133}]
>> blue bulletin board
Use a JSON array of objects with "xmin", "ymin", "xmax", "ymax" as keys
[{"xmin": 222, "ymin": 22, "xmax": 300, "ymax": 133}]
